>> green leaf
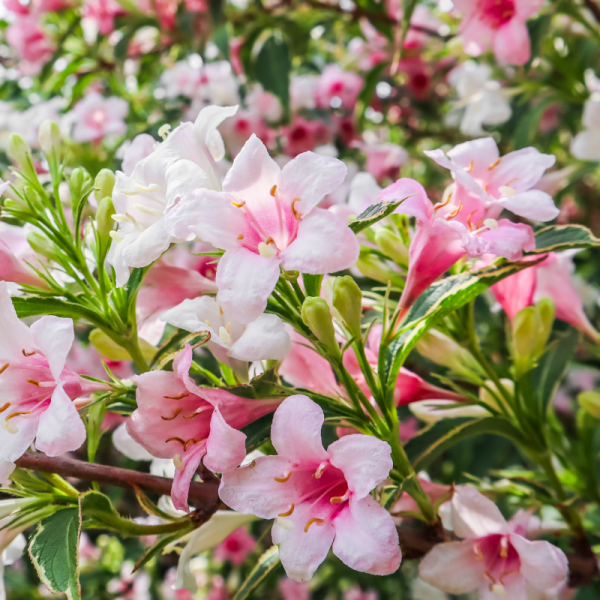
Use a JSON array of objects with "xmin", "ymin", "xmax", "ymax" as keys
[
  {"xmin": 80, "ymin": 491, "xmax": 121, "ymax": 530},
  {"xmin": 85, "ymin": 398, "xmax": 106, "ymax": 464},
  {"xmin": 383, "ymin": 261, "xmax": 539, "ymax": 395},
  {"xmin": 29, "ymin": 507, "xmax": 81, "ymax": 600},
  {"xmin": 89, "ymin": 328, "xmax": 156, "ymax": 361},
  {"xmin": 133, "ymin": 529, "xmax": 189, "ymax": 573},
  {"xmin": 12, "ymin": 296, "xmax": 104, "ymax": 327},
  {"xmin": 530, "ymin": 225, "xmax": 600, "ymax": 254},
  {"xmin": 114, "ymin": 29, "xmax": 134, "ymax": 62},
  {"xmin": 255, "ymin": 35, "xmax": 291, "ymax": 118},
  {"xmin": 213, "ymin": 25, "xmax": 230, "ymax": 60},
  {"xmin": 349, "ymin": 200, "xmax": 404, "ymax": 234},
  {"xmin": 355, "ymin": 62, "xmax": 387, "ymax": 126},
  {"xmin": 405, "ymin": 417, "xmax": 527, "ymax": 472},
  {"xmin": 241, "ymin": 413, "xmax": 274, "ymax": 453},
  {"xmin": 302, "ymin": 274, "xmax": 323, "ymax": 297},
  {"xmin": 234, "ymin": 545, "xmax": 280, "ymax": 600}
]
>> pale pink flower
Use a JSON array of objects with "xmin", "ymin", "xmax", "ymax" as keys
[
  {"xmin": 0, "ymin": 282, "xmax": 106, "ymax": 481},
  {"xmin": 419, "ymin": 485, "xmax": 569, "ymax": 598},
  {"xmin": 282, "ymin": 117, "xmax": 332, "ymax": 158},
  {"xmin": 290, "ymin": 75, "xmax": 318, "ymax": 111},
  {"xmin": 160, "ymin": 61, "xmax": 202, "ymax": 99},
  {"xmin": 206, "ymin": 576, "xmax": 228, "ymax": 600},
  {"xmin": 219, "ymin": 395, "xmax": 401, "ymax": 582},
  {"xmin": 359, "ymin": 142, "xmax": 408, "ymax": 182},
  {"xmin": 162, "ymin": 568, "xmax": 194, "ymax": 600},
  {"xmin": 11, "ymin": 97, "xmax": 64, "ymax": 149},
  {"xmin": 64, "ymin": 92, "xmax": 128, "ymax": 143},
  {"xmin": 279, "ymin": 578, "xmax": 311, "ymax": 600},
  {"xmin": 107, "ymin": 561, "xmax": 151, "ymax": 600},
  {"xmin": 167, "ymin": 134, "xmax": 358, "ymax": 324},
  {"xmin": 378, "ymin": 178, "xmax": 536, "ymax": 309},
  {"xmin": 213, "ymin": 527, "xmax": 256, "ymax": 565},
  {"xmin": 453, "ymin": 0, "xmax": 544, "ymax": 65},
  {"xmin": 404, "ymin": 4, "xmax": 442, "ymax": 49},
  {"xmin": 315, "ymin": 65, "xmax": 363, "ymax": 111},
  {"xmin": 127, "ymin": 345, "xmax": 282, "ymax": 511},
  {"xmin": 82, "ymin": 0, "xmax": 127, "ymax": 35},
  {"xmin": 245, "ymin": 84, "xmax": 282, "ymax": 122},
  {"xmin": 218, "ymin": 109, "xmax": 272, "ymax": 157},
  {"xmin": 344, "ymin": 586, "xmax": 378, "ymax": 600},
  {"xmin": 0, "ymin": 222, "xmax": 46, "ymax": 288},
  {"xmin": 119, "ymin": 133, "xmax": 156, "ymax": 177},
  {"xmin": 5, "ymin": 15, "xmax": 54, "ymax": 75},
  {"xmin": 348, "ymin": 20, "xmax": 388, "ymax": 71}
]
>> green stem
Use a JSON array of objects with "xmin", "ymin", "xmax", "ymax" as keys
[
  {"xmin": 84, "ymin": 510, "xmax": 194, "ymax": 536},
  {"xmin": 121, "ymin": 338, "xmax": 150, "ymax": 373}
]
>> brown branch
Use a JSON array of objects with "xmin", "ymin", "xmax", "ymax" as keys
[
  {"xmin": 14, "ymin": 452, "xmax": 220, "ymax": 510},
  {"xmin": 583, "ymin": 0, "xmax": 600, "ymax": 23}
]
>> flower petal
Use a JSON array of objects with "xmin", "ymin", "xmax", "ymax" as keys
[
  {"xmin": 493, "ymin": 17, "xmax": 530, "ymax": 66},
  {"xmin": 478, "ymin": 220, "xmax": 535, "ymax": 262},
  {"xmin": 280, "ymin": 208, "xmax": 359, "ymax": 274},
  {"xmin": 112, "ymin": 422, "xmax": 154, "ymax": 461},
  {"xmin": 30, "ymin": 316, "xmax": 74, "ymax": 381},
  {"xmin": 172, "ymin": 442, "xmax": 207, "ymax": 512},
  {"xmin": 165, "ymin": 159, "xmax": 207, "ymax": 208},
  {"xmin": 0, "ymin": 416, "xmax": 39, "ymax": 483},
  {"xmin": 271, "ymin": 395, "xmax": 329, "ymax": 464},
  {"xmin": 487, "ymin": 148, "xmax": 556, "ymax": 196},
  {"xmin": 376, "ymin": 178, "xmax": 433, "ymax": 222},
  {"xmin": 216, "ymin": 247, "xmax": 281, "ymax": 325},
  {"xmin": 35, "ymin": 385, "xmax": 86, "ymax": 456},
  {"xmin": 328, "ymin": 435, "xmax": 393, "ymax": 499},
  {"xmin": 446, "ymin": 138, "xmax": 500, "ymax": 181},
  {"xmin": 0, "ymin": 282, "xmax": 35, "ymax": 359},
  {"xmin": 120, "ymin": 218, "xmax": 173, "ymax": 269},
  {"xmin": 419, "ymin": 540, "xmax": 485, "ymax": 594},
  {"xmin": 331, "ymin": 496, "xmax": 401, "ymax": 576},
  {"xmin": 228, "ymin": 314, "xmax": 291, "ymax": 362},
  {"xmin": 451, "ymin": 485, "xmax": 509, "ymax": 538},
  {"xmin": 204, "ymin": 406, "xmax": 247, "ymax": 473}
]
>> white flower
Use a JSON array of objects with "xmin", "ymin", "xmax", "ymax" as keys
[{"xmin": 571, "ymin": 72, "xmax": 600, "ymax": 161}]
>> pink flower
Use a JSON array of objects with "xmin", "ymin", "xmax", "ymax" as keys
[
  {"xmin": 159, "ymin": 61, "xmax": 202, "ymax": 99},
  {"xmin": 214, "ymin": 527, "xmax": 256, "ymax": 565},
  {"xmin": 419, "ymin": 485, "xmax": 568, "ymax": 598},
  {"xmin": 206, "ymin": 576, "xmax": 228, "ymax": 600},
  {"xmin": 218, "ymin": 109, "xmax": 272, "ymax": 157},
  {"xmin": 82, "ymin": 0, "xmax": 127, "ymax": 35},
  {"xmin": 246, "ymin": 84, "xmax": 282, "ymax": 122},
  {"xmin": 359, "ymin": 142, "xmax": 408, "ymax": 183},
  {"xmin": 0, "ymin": 222, "xmax": 47, "ymax": 288},
  {"xmin": 167, "ymin": 135, "xmax": 359, "ymax": 324},
  {"xmin": 315, "ymin": 65, "xmax": 364, "ymax": 111},
  {"xmin": 64, "ymin": 92, "xmax": 128, "ymax": 143},
  {"xmin": 127, "ymin": 345, "xmax": 282, "ymax": 511},
  {"xmin": 5, "ymin": 15, "xmax": 54, "ymax": 75},
  {"xmin": 492, "ymin": 252, "xmax": 598, "ymax": 340},
  {"xmin": 279, "ymin": 578, "xmax": 311, "ymax": 600},
  {"xmin": 378, "ymin": 178, "xmax": 536, "ymax": 309},
  {"xmin": 396, "ymin": 57, "xmax": 432, "ymax": 100},
  {"xmin": 282, "ymin": 117, "xmax": 332, "ymax": 157},
  {"xmin": 219, "ymin": 395, "xmax": 401, "ymax": 582},
  {"xmin": 119, "ymin": 133, "xmax": 156, "ymax": 177},
  {"xmin": 344, "ymin": 586, "xmax": 378, "ymax": 600},
  {"xmin": 404, "ymin": 5, "xmax": 442, "ymax": 49},
  {"xmin": 453, "ymin": 0, "xmax": 544, "ymax": 65},
  {"xmin": 0, "ymin": 282, "xmax": 104, "ymax": 481}
]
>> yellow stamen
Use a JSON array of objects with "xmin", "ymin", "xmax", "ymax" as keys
[
  {"xmin": 0, "ymin": 403, "xmax": 10, "ymax": 413},
  {"xmin": 465, "ymin": 160, "xmax": 474, "ymax": 172},
  {"xmin": 237, "ymin": 234, "xmax": 244, "ymax": 240},
  {"xmin": 26, "ymin": 379, "xmax": 40, "ymax": 386},
  {"xmin": 270, "ymin": 185, "xmax": 277, "ymax": 197},
  {"xmin": 274, "ymin": 472, "xmax": 292, "ymax": 483},
  {"xmin": 183, "ymin": 411, "xmax": 201, "ymax": 420},
  {"xmin": 6, "ymin": 411, "xmax": 30, "ymax": 421},
  {"xmin": 205, "ymin": 319, "xmax": 211, "ymax": 326},
  {"xmin": 173, "ymin": 454, "xmax": 185, "ymax": 471},
  {"xmin": 166, "ymin": 437, "xmax": 186, "ymax": 446},
  {"xmin": 183, "ymin": 439, "xmax": 201, "ymax": 452},
  {"xmin": 433, "ymin": 192, "xmax": 452, "ymax": 212},
  {"xmin": 467, "ymin": 210, "xmax": 477, "ymax": 232},
  {"xmin": 312, "ymin": 463, "xmax": 327, "ymax": 479},
  {"xmin": 291, "ymin": 198, "xmax": 303, "ymax": 220},
  {"xmin": 330, "ymin": 496, "xmax": 345, "ymax": 504},
  {"xmin": 219, "ymin": 305, "xmax": 224, "ymax": 315},
  {"xmin": 474, "ymin": 544, "xmax": 483, "ymax": 562},
  {"xmin": 231, "ymin": 200, "xmax": 246, "ymax": 208},
  {"xmin": 488, "ymin": 158, "xmax": 501, "ymax": 170},
  {"xmin": 0, "ymin": 363, "xmax": 8, "ymax": 375},
  {"xmin": 278, "ymin": 503, "xmax": 295, "ymax": 517},
  {"xmin": 161, "ymin": 409, "xmax": 182, "ymax": 421},
  {"xmin": 22, "ymin": 349, "xmax": 36, "ymax": 357},
  {"xmin": 164, "ymin": 393, "xmax": 189, "ymax": 400},
  {"xmin": 444, "ymin": 201, "xmax": 462, "ymax": 220},
  {"xmin": 304, "ymin": 518, "xmax": 325, "ymax": 533}
]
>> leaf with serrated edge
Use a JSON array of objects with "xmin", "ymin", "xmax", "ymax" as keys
[
  {"xmin": 234, "ymin": 545, "xmax": 280, "ymax": 600},
  {"xmin": 29, "ymin": 507, "xmax": 81, "ymax": 600},
  {"xmin": 349, "ymin": 200, "xmax": 403, "ymax": 234},
  {"xmin": 530, "ymin": 224, "xmax": 600, "ymax": 254}
]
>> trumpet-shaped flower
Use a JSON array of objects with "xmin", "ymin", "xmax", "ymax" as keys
[
  {"xmin": 419, "ymin": 486, "xmax": 568, "ymax": 599},
  {"xmin": 166, "ymin": 134, "xmax": 359, "ymax": 324},
  {"xmin": 0, "ymin": 222, "xmax": 46, "ymax": 288},
  {"xmin": 377, "ymin": 178, "xmax": 535, "ymax": 309},
  {"xmin": 63, "ymin": 92, "xmax": 128, "ymax": 143},
  {"xmin": 219, "ymin": 395, "xmax": 401, "ymax": 582},
  {"xmin": 127, "ymin": 344, "xmax": 282, "ymax": 511},
  {"xmin": 108, "ymin": 105, "xmax": 237, "ymax": 286},
  {"xmin": 161, "ymin": 296, "xmax": 290, "ymax": 377},
  {"xmin": 453, "ymin": 0, "xmax": 544, "ymax": 65},
  {"xmin": 0, "ymin": 282, "xmax": 101, "ymax": 482}
]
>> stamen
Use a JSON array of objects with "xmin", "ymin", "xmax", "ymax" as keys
[
  {"xmin": 231, "ymin": 200, "xmax": 246, "ymax": 208},
  {"xmin": 490, "ymin": 583, "xmax": 507, "ymax": 596},
  {"xmin": 330, "ymin": 491, "xmax": 349, "ymax": 504},
  {"xmin": 274, "ymin": 471, "xmax": 292, "ymax": 483},
  {"xmin": 226, "ymin": 322, "xmax": 231, "ymax": 333},
  {"xmin": 278, "ymin": 503, "xmax": 295, "ymax": 517},
  {"xmin": 506, "ymin": 177, "xmax": 519, "ymax": 186},
  {"xmin": 166, "ymin": 437, "xmax": 186, "ymax": 446},
  {"xmin": 488, "ymin": 158, "xmax": 501, "ymax": 170},
  {"xmin": 26, "ymin": 379, "xmax": 40, "ymax": 386},
  {"xmin": 1, "ymin": 420, "xmax": 18, "ymax": 434},
  {"xmin": 183, "ymin": 411, "xmax": 202, "ymax": 420},
  {"xmin": 237, "ymin": 234, "xmax": 244, "ymax": 240},
  {"xmin": 444, "ymin": 201, "xmax": 462, "ymax": 220},
  {"xmin": 109, "ymin": 231, "xmax": 124, "ymax": 243},
  {"xmin": 119, "ymin": 189, "xmax": 141, "ymax": 196},
  {"xmin": 133, "ymin": 203, "xmax": 164, "ymax": 217},
  {"xmin": 161, "ymin": 409, "xmax": 182, "ymax": 421},
  {"xmin": 164, "ymin": 393, "xmax": 189, "ymax": 400},
  {"xmin": 205, "ymin": 319, "xmax": 211, "ymax": 326},
  {"xmin": 467, "ymin": 210, "xmax": 477, "ymax": 231},
  {"xmin": 248, "ymin": 460, "xmax": 257, "ymax": 468},
  {"xmin": 258, "ymin": 242, "xmax": 277, "ymax": 259},
  {"xmin": 112, "ymin": 213, "xmax": 132, "ymax": 223},
  {"xmin": 173, "ymin": 454, "xmax": 185, "ymax": 471},
  {"xmin": 498, "ymin": 186, "xmax": 516, "ymax": 197},
  {"xmin": 465, "ymin": 160, "xmax": 474, "ymax": 172},
  {"xmin": 291, "ymin": 198, "xmax": 303, "ymax": 220},
  {"xmin": 183, "ymin": 439, "xmax": 201, "ymax": 451},
  {"xmin": 270, "ymin": 185, "xmax": 277, "ymax": 197},
  {"xmin": 219, "ymin": 305, "xmax": 224, "ymax": 315},
  {"xmin": 312, "ymin": 462, "xmax": 328, "ymax": 479},
  {"xmin": 126, "ymin": 212, "xmax": 143, "ymax": 230},
  {"xmin": 135, "ymin": 183, "xmax": 162, "ymax": 193},
  {"xmin": 0, "ymin": 363, "xmax": 8, "ymax": 375},
  {"xmin": 6, "ymin": 411, "xmax": 31, "ymax": 421},
  {"xmin": 219, "ymin": 326, "xmax": 231, "ymax": 344},
  {"xmin": 500, "ymin": 536, "xmax": 508, "ymax": 558},
  {"xmin": 22, "ymin": 349, "xmax": 36, "ymax": 357},
  {"xmin": 474, "ymin": 544, "xmax": 484, "ymax": 562},
  {"xmin": 483, "ymin": 218, "xmax": 498, "ymax": 230},
  {"xmin": 276, "ymin": 517, "xmax": 295, "ymax": 530},
  {"xmin": 304, "ymin": 518, "xmax": 325, "ymax": 532},
  {"xmin": 158, "ymin": 124, "xmax": 171, "ymax": 140},
  {"xmin": 433, "ymin": 192, "xmax": 452, "ymax": 211},
  {"xmin": 0, "ymin": 403, "xmax": 10, "ymax": 413}
]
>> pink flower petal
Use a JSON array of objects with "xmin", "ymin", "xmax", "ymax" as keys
[
  {"xmin": 451, "ymin": 486, "xmax": 509, "ymax": 539},
  {"xmin": 376, "ymin": 178, "xmax": 433, "ymax": 222},
  {"xmin": 204, "ymin": 407, "xmax": 247, "ymax": 473},
  {"xmin": 30, "ymin": 316, "xmax": 74, "ymax": 382},
  {"xmin": 493, "ymin": 18, "xmax": 531, "ymax": 66}
]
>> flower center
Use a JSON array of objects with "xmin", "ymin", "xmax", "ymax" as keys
[
  {"xmin": 476, "ymin": 534, "xmax": 521, "ymax": 595},
  {"xmin": 480, "ymin": 0, "xmax": 515, "ymax": 29}
]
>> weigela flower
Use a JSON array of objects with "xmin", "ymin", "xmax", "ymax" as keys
[
  {"xmin": 453, "ymin": 0, "xmax": 544, "ymax": 65},
  {"xmin": 0, "ymin": 282, "xmax": 103, "ymax": 481},
  {"xmin": 82, "ymin": 0, "xmax": 127, "ymax": 36},
  {"xmin": 63, "ymin": 92, "xmax": 128, "ymax": 143},
  {"xmin": 219, "ymin": 395, "xmax": 401, "ymax": 582},
  {"xmin": 214, "ymin": 526, "xmax": 256, "ymax": 565},
  {"xmin": 108, "ymin": 105, "xmax": 237, "ymax": 286},
  {"xmin": 5, "ymin": 15, "xmax": 54, "ymax": 75},
  {"xmin": 315, "ymin": 65, "xmax": 363, "ymax": 111},
  {"xmin": 127, "ymin": 345, "xmax": 282, "ymax": 511},
  {"xmin": 161, "ymin": 296, "xmax": 290, "ymax": 378},
  {"xmin": 419, "ymin": 485, "xmax": 568, "ymax": 598},
  {"xmin": 571, "ymin": 95, "xmax": 600, "ymax": 161},
  {"xmin": 0, "ymin": 221, "xmax": 47, "ymax": 289},
  {"xmin": 167, "ymin": 134, "xmax": 359, "ymax": 324}
]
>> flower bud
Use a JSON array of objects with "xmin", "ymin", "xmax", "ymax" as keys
[
  {"xmin": 374, "ymin": 229, "xmax": 408, "ymax": 266},
  {"xmin": 301, "ymin": 297, "xmax": 340, "ymax": 357},
  {"xmin": 479, "ymin": 379, "xmax": 514, "ymax": 411},
  {"xmin": 578, "ymin": 391, "xmax": 600, "ymax": 419},
  {"xmin": 95, "ymin": 169, "xmax": 116, "ymax": 201},
  {"xmin": 96, "ymin": 197, "xmax": 115, "ymax": 240},
  {"xmin": 23, "ymin": 186, "xmax": 44, "ymax": 212},
  {"xmin": 356, "ymin": 254, "xmax": 403, "ymax": 288},
  {"xmin": 38, "ymin": 120, "xmax": 61, "ymax": 159},
  {"xmin": 332, "ymin": 275, "xmax": 362, "ymax": 338},
  {"xmin": 7, "ymin": 133, "xmax": 31, "ymax": 169},
  {"xmin": 416, "ymin": 329, "xmax": 485, "ymax": 380},
  {"xmin": 27, "ymin": 231, "xmax": 59, "ymax": 262},
  {"xmin": 535, "ymin": 296, "xmax": 555, "ymax": 355}
]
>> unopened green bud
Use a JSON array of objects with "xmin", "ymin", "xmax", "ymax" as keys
[
  {"xmin": 27, "ymin": 231, "xmax": 59, "ymax": 261},
  {"xmin": 578, "ymin": 391, "xmax": 600, "ymax": 419},
  {"xmin": 479, "ymin": 379, "xmax": 514, "ymax": 411},
  {"xmin": 38, "ymin": 120, "xmax": 61, "ymax": 158},
  {"xmin": 374, "ymin": 229, "xmax": 408, "ymax": 266},
  {"xmin": 7, "ymin": 133, "xmax": 32, "ymax": 169},
  {"xmin": 332, "ymin": 276, "xmax": 363, "ymax": 338},
  {"xmin": 535, "ymin": 297, "xmax": 555, "ymax": 354},
  {"xmin": 301, "ymin": 297, "xmax": 339, "ymax": 357},
  {"xmin": 95, "ymin": 169, "xmax": 115, "ymax": 201},
  {"xmin": 69, "ymin": 168, "xmax": 85, "ymax": 203},
  {"xmin": 23, "ymin": 186, "xmax": 44, "ymax": 211},
  {"xmin": 96, "ymin": 197, "xmax": 115, "ymax": 240},
  {"xmin": 417, "ymin": 329, "xmax": 485, "ymax": 380},
  {"xmin": 356, "ymin": 254, "xmax": 403, "ymax": 288}
]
